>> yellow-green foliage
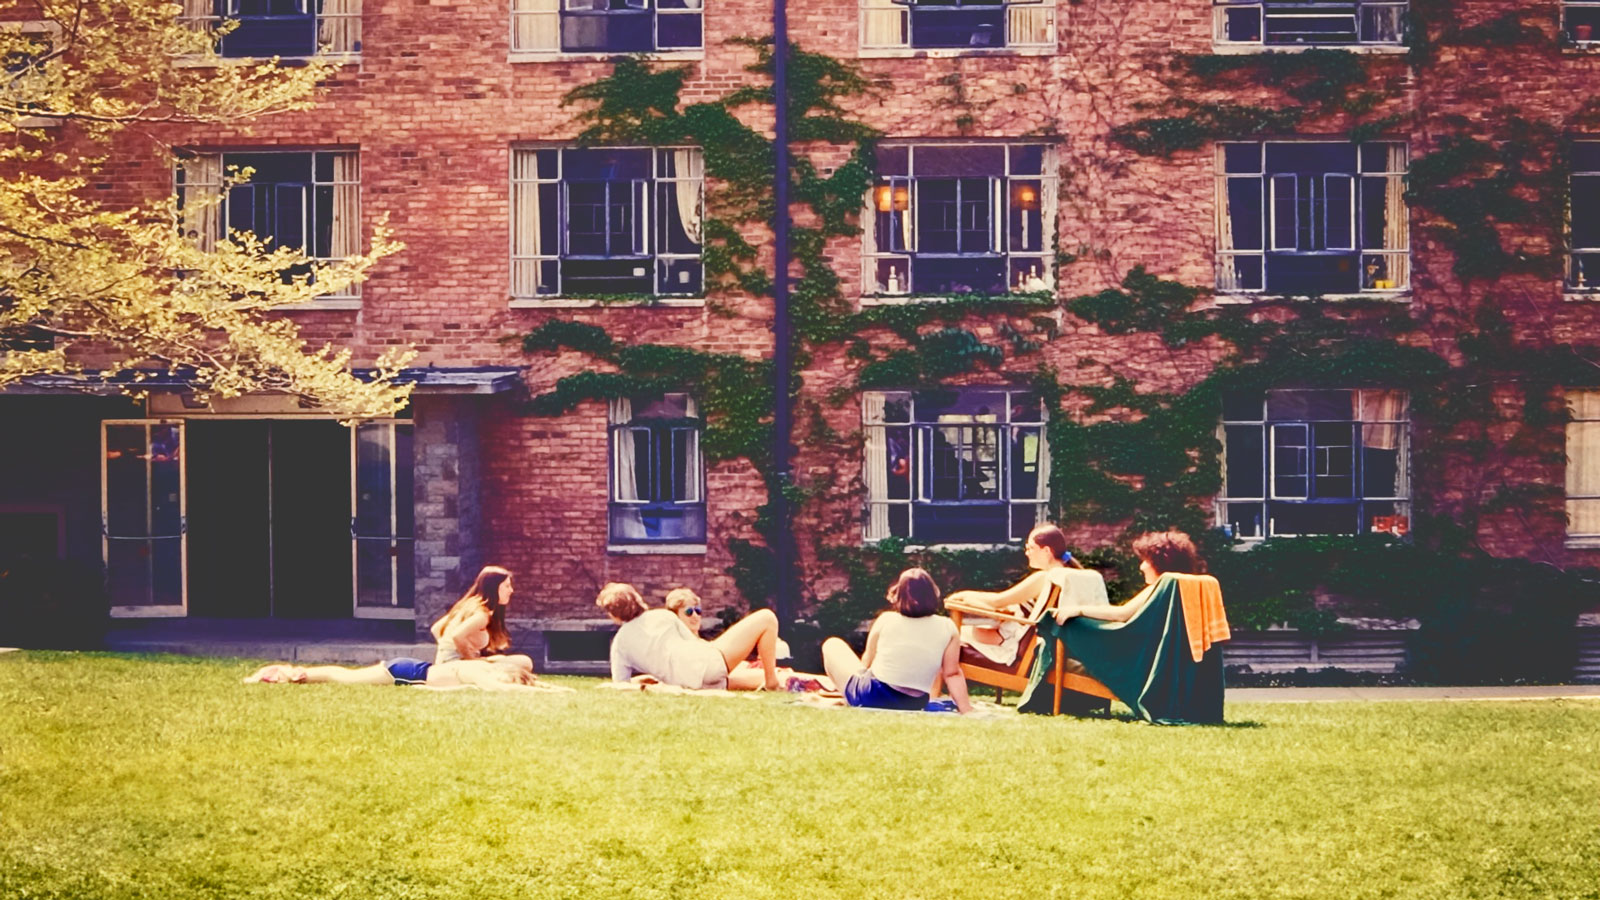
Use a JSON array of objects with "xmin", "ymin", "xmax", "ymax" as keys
[{"xmin": 0, "ymin": 0, "xmax": 410, "ymax": 418}]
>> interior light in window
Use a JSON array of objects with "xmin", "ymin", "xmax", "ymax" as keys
[{"xmin": 875, "ymin": 185, "xmax": 910, "ymax": 212}]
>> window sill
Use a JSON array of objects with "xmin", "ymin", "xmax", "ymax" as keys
[
  {"xmin": 1208, "ymin": 44, "xmax": 1408, "ymax": 56},
  {"xmin": 280, "ymin": 298, "xmax": 362, "ymax": 311},
  {"xmin": 1561, "ymin": 42, "xmax": 1600, "ymax": 55},
  {"xmin": 173, "ymin": 54, "xmax": 360, "ymax": 69},
  {"xmin": 857, "ymin": 46, "xmax": 1053, "ymax": 59},
  {"xmin": 508, "ymin": 50, "xmax": 704, "ymax": 64},
  {"xmin": 1565, "ymin": 291, "xmax": 1600, "ymax": 301},
  {"xmin": 1565, "ymin": 536, "xmax": 1600, "ymax": 549},
  {"xmin": 510, "ymin": 297, "xmax": 705, "ymax": 309},
  {"xmin": 870, "ymin": 541, "xmax": 1019, "ymax": 552},
  {"xmin": 607, "ymin": 543, "xmax": 708, "ymax": 555},
  {"xmin": 1212, "ymin": 290, "xmax": 1411, "ymax": 305},
  {"xmin": 12, "ymin": 116, "xmax": 61, "ymax": 129},
  {"xmin": 859, "ymin": 292, "xmax": 1054, "ymax": 307}
]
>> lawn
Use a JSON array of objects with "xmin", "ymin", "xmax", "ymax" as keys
[{"xmin": 2, "ymin": 653, "xmax": 1598, "ymax": 900}]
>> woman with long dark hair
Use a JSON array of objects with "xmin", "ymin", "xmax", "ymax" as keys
[
  {"xmin": 430, "ymin": 565, "xmax": 534, "ymax": 674},
  {"xmin": 820, "ymin": 568, "xmax": 972, "ymax": 713}
]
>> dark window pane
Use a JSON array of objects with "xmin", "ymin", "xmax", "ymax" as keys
[
  {"xmin": 1270, "ymin": 501, "xmax": 1359, "ymax": 535},
  {"xmin": 877, "ymin": 145, "xmax": 910, "ymax": 177},
  {"xmin": 910, "ymin": 1, "xmax": 1006, "ymax": 49},
  {"xmin": 656, "ymin": 10, "xmax": 702, "ymax": 48},
  {"xmin": 1272, "ymin": 423, "xmax": 1308, "ymax": 497},
  {"xmin": 1265, "ymin": 252, "xmax": 1361, "ymax": 294},
  {"xmin": 1222, "ymin": 390, "xmax": 1264, "ymax": 421},
  {"xmin": 1226, "ymin": 179, "xmax": 1264, "ymax": 250},
  {"xmin": 1224, "ymin": 6, "xmax": 1261, "ymax": 42},
  {"xmin": 910, "ymin": 256, "xmax": 1006, "ymax": 293},
  {"xmin": 1312, "ymin": 422, "xmax": 1355, "ymax": 498},
  {"xmin": 911, "ymin": 502, "xmax": 1008, "ymax": 544},
  {"xmin": 1265, "ymin": 142, "xmax": 1357, "ymax": 175},
  {"xmin": 1223, "ymin": 143, "xmax": 1261, "ymax": 174},
  {"xmin": 1575, "ymin": 175, "xmax": 1600, "ymax": 248},
  {"xmin": 915, "ymin": 145, "xmax": 1006, "ymax": 177},
  {"xmin": 564, "ymin": 148, "xmax": 650, "ymax": 180},
  {"xmin": 1225, "ymin": 424, "xmax": 1265, "ymax": 497},
  {"xmin": 1268, "ymin": 389, "xmax": 1354, "ymax": 420},
  {"xmin": 1010, "ymin": 145, "xmax": 1044, "ymax": 176}
]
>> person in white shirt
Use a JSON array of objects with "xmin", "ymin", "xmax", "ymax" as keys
[
  {"xmin": 820, "ymin": 568, "xmax": 973, "ymax": 714},
  {"xmin": 597, "ymin": 583, "xmax": 782, "ymax": 691},
  {"xmin": 944, "ymin": 524, "xmax": 1110, "ymax": 664}
]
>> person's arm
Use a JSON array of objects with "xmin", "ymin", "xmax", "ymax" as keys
[
  {"xmin": 939, "ymin": 631, "xmax": 973, "ymax": 714},
  {"xmin": 946, "ymin": 571, "xmax": 1049, "ymax": 613},
  {"xmin": 438, "ymin": 609, "xmax": 490, "ymax": 660},
  {"xmin": 609, "ymin": 628, "xmax": 633, "ymax": 682},
  {"xmin": 1056, "ymin": 584, "xmax": 1155, "ymax": 624},
  {"xmin": 860, "ymin": 615, "xmax": 886, "ymax": 669}
]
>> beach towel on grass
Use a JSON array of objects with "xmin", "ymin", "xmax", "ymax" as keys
[{"xmin": 1019, "ymin": 573, "xmax": 1229, "ymax": 724}]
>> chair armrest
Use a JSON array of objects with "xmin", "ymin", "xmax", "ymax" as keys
[{"xmin": 945, "ymin": 600, "xmax": 1034, "ymax": 624}]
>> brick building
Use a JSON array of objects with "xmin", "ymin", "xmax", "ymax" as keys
[{"xmin": 6, "ymin": 0, "xmax": 1600, "ymax": 665}]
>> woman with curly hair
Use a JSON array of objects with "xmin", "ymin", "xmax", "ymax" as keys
[{"xmin": 1053, "ymin": 530, "xmax": 1203, "ymax": 624}]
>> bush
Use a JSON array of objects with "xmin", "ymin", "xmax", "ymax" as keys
[{"xmin": 0, "ymin": 557, "xmax": 109, "ymax": 650}]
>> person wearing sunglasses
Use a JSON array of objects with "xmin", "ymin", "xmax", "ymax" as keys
[
  {"xmin": 597, "ymin": 583, "xmax": 784, "ymax": 691},
  {"xmin": 664, "ymin": 587, "xmax": 705, "ymax": 634}
]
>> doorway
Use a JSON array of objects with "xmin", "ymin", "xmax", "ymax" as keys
[{"xmin": 186, "ymin": 420, "xmax": 351, "ymax": 618}]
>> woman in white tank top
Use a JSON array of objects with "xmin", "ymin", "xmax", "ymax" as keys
[
  {"xmin": 820, "ymin": 568, "xmax": 973, "ymax": 714},
  {"xmin": 945, "ymin": 525, "xmax": 1108, "ymax": 662}
]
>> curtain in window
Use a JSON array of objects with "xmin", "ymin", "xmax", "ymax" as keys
[
  {"xmin": 672, "ymin": 149, "xmax": 703, "ymax": 245},
  {"xmin": 1361, "ymin": 389, "xmax": 1407, "ymax": 497},
  {"xmin": 1006, "ymin": 2, "xmax": 1053, "ymax": 46},
  {"xmin": 684, "ymin": 395, "xmax": 704, "ymax": 502},
  {"xmin": 178, "ymin": 153, "xmax": 223, "ymax": 253},
  {"xmin": 1568, "ymin": 392, "xmax": 1600, "ymax": 535},
  {"xmin": 1217, "ymin": 161, "xmax": 1239, "ymax": 291},
  {"xmin": 180, "ymin": 0, "xmax": 214, "ymax": 28},
  {"xmin": 1035, "ymin": 424, "xmax": 1051, "ymax": 506},
  {"xmin": 512, "ymin": 151, "xmax": 543, "ymax": 298},
  {"xmin": 1041, "ymin": 146, "xmax": 1059, "ymax": 261},
  {"xmin": 863, "ymin": 393, "xmax": 890, "ymax": 541},
  {"xmin": 861, "ymin": 0, "xmax": 907, "ymax": 47},
  {"xmin": 329, "ymin": 152, "xmax": 360, "ymax": 260},
  {"xmin": 1382, "ymin": 143, "xmax": 1409, "ymax": 288},
  {"xmin": 609, "ymin": 397, "xmax": 642, "ymax": 506},
  {"xmin": 513, "ymin": 0, "xmax": 561, "ymax": 51},
  {"xmin": 317, "ymin": 0, "xmax": 361, "ymax": 54}
]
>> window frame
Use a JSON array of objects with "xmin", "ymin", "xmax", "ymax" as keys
[
  {"xmin": 862, "ymin": 388, "xmax": 1049, "ymax": 546},
  {"xmin": 1568, "ymin": 140, "xmax": 1600, "ymax": 293},
  {"xmin": 1565, "ymin": 2, "xmax": 1600, "ymax": 46},
  {"xmin": 178, "ymin": 0, "xmax": 363, "ymax": 59},
  {"xmin": 1211, "ymin": 1, "xmax": 1407, "ymax": 49},
  {"xmin": 1565, "ymin": 391, "xmax": 1600, "ymax": 547},
  {"xmin": 858, "ymin": 0, "xmax": 1056, "ymax": 54},
  {"xmin": 1216, "ymin": 139, "xmax": 1409, "ymax": 298},
  {"xmin": 1217, "ymin": 388, "xmax": 1410, "ymax": 541},
  {"xmin": 607, "ymin": 393, "xmax": 707, "ymax": 547},
  {"xmin": 510, "ymin": 146, "xmax": 705, "ymax": 304},
  {"xmin": 862, "ymin": 142, "xmax": 1056, "ymax": 300},
  {"xmin": 2, "ymin": 20, "xmax": 63, "ymax": 128},
  {"xmin": 510, "ymin": 0, "xmax": 705, "ymax": 56},
  {"xmin": 175, "ymin": 149, "xmax": 362, "ymax": 302}
]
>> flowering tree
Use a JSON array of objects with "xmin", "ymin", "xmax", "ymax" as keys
[{"xmin": 0, "ymin": 0, "xmax": 410, "ymax": 417}]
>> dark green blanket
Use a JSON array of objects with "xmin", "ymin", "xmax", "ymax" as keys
[{"xmin": 1018, "ymin": 577, "xmax": 1225, "ymax": 724}]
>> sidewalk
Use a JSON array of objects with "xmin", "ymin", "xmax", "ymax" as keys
[{"xmin": 1229, "ymin": 685, "xmax": 1600, "ymax": 703}]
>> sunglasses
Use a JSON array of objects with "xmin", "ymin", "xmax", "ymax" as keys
[{"xmin": 684, "ymin": 607, "xmax": 703, "ymax": 616}]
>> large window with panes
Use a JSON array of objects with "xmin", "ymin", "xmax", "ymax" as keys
[
  {"xmin": 1219, "ymin": 388, "xmax": 1409, "ymax": 539},
  {"xmin": 1212, "ymin": 1, "xmax": 1404, "ymax": 47},
  {"xmin": 1568, "ymin": 141, "xmax": 1600, "ymax": 291},
  {"xmin": 864, "ymin": 143, "xmax": 1056, "ymax": 297},
  {"xmin": 511, "ymin": 0, "xmax": 703, "ymax": 53},
  {"xmin": 176, "ymin": 150, "xmax": 361, "ymax": 299},
  {"xmin": 512, "ymin": 147, "xmax": 703, "ymax": 300},
  {"xmin": 1217, "ymin": 141, "xmax": 1408, "ymax": 296},
  {"xmin": 609, "ymin": 393, "xmax": 705, "ymax": 545},
  {"xmin": 863, "ymin": 389, "xmax": 1049, "ymax": 545},
  {"xmin": 178, "ymin": 0, "xmax": 361, "ymax": 57},
  {"xmin": 859, "ymin": 0, "xmax": 1054, "ymax": 52}
]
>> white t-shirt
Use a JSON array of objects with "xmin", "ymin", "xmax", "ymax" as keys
[
  {"xmin": 609, "ymin": 608, "xmax": 728, "ymax": 689},
  {"xmin": 869, "ymin": 611, "xmax": 958, "ymax": 695},
  {"xmin": 959, "ymin": 568, "xmax": 1110, "ymax": 665}
]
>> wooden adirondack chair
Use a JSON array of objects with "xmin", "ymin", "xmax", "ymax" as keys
[{"xmin": 946, "ymin": 579, "xmax": 1114, "ymax": 715}]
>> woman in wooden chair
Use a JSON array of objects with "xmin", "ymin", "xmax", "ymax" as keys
[{"xmin": 945, "ymin": 524, "xmax": 1106, "ymax": 659}]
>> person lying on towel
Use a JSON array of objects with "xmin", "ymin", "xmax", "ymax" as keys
[{"xmin": 598, "ymin": 582, "xmax": 784, "ymax": 691}]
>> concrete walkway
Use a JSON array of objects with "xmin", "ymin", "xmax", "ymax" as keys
[{"xmin": 1229, "ymin": 685, "xmax": 1600, "ymax": 703}]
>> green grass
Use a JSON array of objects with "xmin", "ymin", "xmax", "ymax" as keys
[{"xmin": 2, "ymin": 652, "xmax": 1598, "ymax": 900}]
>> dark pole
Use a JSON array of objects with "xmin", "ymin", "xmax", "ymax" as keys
[{"xmin": 770, "ymin": 4, "xmax": 795, "ymax": 625}]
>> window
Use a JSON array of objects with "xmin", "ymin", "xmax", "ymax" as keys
[
  {"xmin": 2, "ymin": 21, "xmax": 58, "ymax": 123},
  {"xmin": 511, "ymin": 0, "xmax": 703, "ymax": 53},
  {"xmin": 1219, "ymin": 389, "xmax": 1408, "ymax": 539},
  {"xmin": 176, "ymin": 150, "xmax": 362, "ymax": 299},
  {"xmin": 1213, "ymin": 1, "xmax": 1404, "ymax": 47},
  {"xmin": 1566, "ymin": 3, "xmax": 1600, "ymax": 44},
  {"xmin": 1566, "ymin": 392, "xmax": 1600, "ymax": 545},
  {"xmin": 1569, "ymin": 142, "xmax": 1600, "ymax": 290},
  {"xmin": 610, "ymin": 394, "xmax": 705, "ymax": 544},
  {"xmin": 864, "ymin": 144, "xmax": 1056, "ymax": 297},
  {"xmin": 1217, "ymin": 141, "xmax": 1407, "ymax": 295},
  {"xmin": 863, "ymin": 389, "xmax": 1048, "ymax": 544},
  {"xmin": 860, "ymin": 0, "xmax": 1054, "ymax": 52},
  {"xmin": 179, "ymin": 0, "xmax": 362, "ymax": 57},
  {"xmin": 512, "ymin": 147, "xmax": 703, "ymax": 299}
]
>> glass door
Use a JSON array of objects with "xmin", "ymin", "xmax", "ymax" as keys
[
  {"xmin": 351, "ymin": 421, "xmax": 414, "ymax": 618},
  {"xmin": 102, "ymin": 420, "xmax": 187, "ymax": 617}
]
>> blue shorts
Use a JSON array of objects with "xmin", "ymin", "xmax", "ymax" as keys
[
  {"xmin": 385, "ymin": 658, "xmax": 431, "ymax": 685},
  {"xmin": 843, "ymin": 669, "xmax": 926, "ymax": 711}
]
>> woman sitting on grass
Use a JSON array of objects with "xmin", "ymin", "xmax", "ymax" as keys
[
  {"xmin": 430, "ymin": 565, "xmax": 535, "ymax": 674},
  {"xmin": 598, "ymin": 583, "xmax": 783, "ymax": 691},
  {"xmin": 243, "ymin": 657, "xmax": 565, "ymax": 692},
  {"xmin": 820, "ymin": 568, "xmax": 972, "ymax": 714},
  {"xmin": 1053, "ymin": 530, "xmax": 1202, "ymax": 624},
  {"xmin": 943, "ymin": 524, "xmax": 1107, "ymax": 662}
]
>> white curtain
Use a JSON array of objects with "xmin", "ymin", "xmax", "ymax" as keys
[
  {"xmin": 513, "ymin": 0, "xmax": 561, "ymax": 51},
  {"xmin": 1035, "ymin": 423, "xmax": 1051, "ymax": 508},
  {"xmin": 180, "ymin": 0, "xmax": 214, "ymax": 29},
  {"xmin": 330, "ymin": 152, "xmax": 360, "ymax": 259},
  {"xmin": 1383, "ymin": 143, "xmax": 1409, "ymax": 289},
  {"xmin": 861, "ymin": 0, "xmax": 907, "ymax": 48},
  {"xmin": 512, "ymin": 150, "xmax": 543, "ymax": 298},
  {"xmin": 1361, "ymin": 389, "xmax": 1408, "ymax": 498},
  {"xmin": 684, "ymin": 395, "xmax": 704, "ymax": 502},
  {"xmin": 864, "ymin": 393, "xmax": 889, "ymax": 541},
  {"xmin": 1006, "ymin": 1, "xmax": 1054, "ymax": 46},
  {"xmin": 317, "ymin": 0, "xmax": 361, "ymax": 53},
  {"xmin": 1217, "ymin": 158, "xmax": 1239, "ymax": 291},
  {"xmin": 672, "ymin": 149, "xmax": 703, "ymax": 245},
  {"xmin": 179, "ymin": 154, "xmax": 223, "ymax": 253},
  {"xmin": 1568, "ymin": 392, "xmax": 1600, "ymax": 536},
  {"xmin": 609, "ymin": 397, "xmax": 642, "ymax": 505}
]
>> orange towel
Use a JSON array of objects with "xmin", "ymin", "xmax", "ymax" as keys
[{"xmin": 1173, "ymin": 573, "xmax": 1231, "ymax": 663}]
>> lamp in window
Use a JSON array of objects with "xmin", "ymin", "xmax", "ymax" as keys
[
  {"xmin": 874, "ymin": 184, "xmax": 909, "ymax": 212},
  {"xmin": 1012, "ymin": 182, "xmax": 1039, "ymax": 252}
]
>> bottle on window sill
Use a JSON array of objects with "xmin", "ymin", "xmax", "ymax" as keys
[{"xmin": 886, "ymin": 269, "xmax": 901, "ymax": 294}]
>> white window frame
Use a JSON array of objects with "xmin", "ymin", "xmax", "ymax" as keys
[
  {"xmin": 1212, "ymin": 1, "xmax": 1406, "ymax": 49},
  {"xmin": 178, "ymin": 0, "xmax": 363, "ymax": 59},
  {"xmin": 1217, "ymin": 388, "xmax": 1409, "ymax": 540},
  {"xmin": 510, "ymin": 0, "xmax": 705, "ymax": 57},
  {"xmin": 1568, "ymin": 140, "xmax": 1600, "ymax": 293},
  {"xmin": 859, "ymin": 0, "xmax": 1056, "ymax": 55},
  {"xmin": 1565, "ymin": 2, "xmax": 1600, "ymax": 46},
  {"xmin": 608, "ymin": 393, "xmax": 707, "ymax": 547},
  {"xmin": 1565, "ymin": 391, "xmax": 1600, "ymax": 547}
]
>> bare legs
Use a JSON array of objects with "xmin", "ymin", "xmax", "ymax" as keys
[
  {"xmin": 821, "ymin": 637, "xmax": 866, "ymax": 693},
  {"xmin": 711, "ymin": 608, "xmax": 782, "ymax": 691},
  {"xmin": 244, "ymin": 663, "xmax": 393, "ymax": 685}
]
